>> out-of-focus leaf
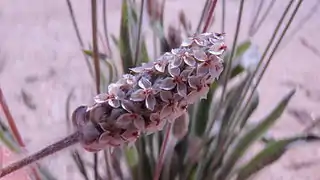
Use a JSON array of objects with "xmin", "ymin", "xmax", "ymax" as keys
[
  {"xmin": 224, "ymin": 40, "xmax": 252, "ymax": 67},
  {"xmin": 71, "ymin": 150, "xmax": 89, "ymax": 180},
  {"xmin": 111, "ymin": 34, "xmax": 119, "ymax": 48},
  {"xmin": 238, "ymin": 44, "xmax": 260, "ymax": 71},
  {"xmin": 193, "ymin": 83, "xmax": 217, "ymax": 136},
  {"xmin": 0, "ymin": 120, "xmax": 20, "ymax": 152},
  {"xmin": 21, "ymin": 89, "xmax": 36, "ymax": 110},
  {"xmin": 125, "ymin": 145, "xmax": 139, "ymax": 167},
  {"xmin": 83, "ymin": 50, "xmax": 108, "ymax": 59},
  {"xmin": 239, "ymin": 90, "xmax": 260, "ymax": 129},
  {"xmin": 214, "ymin": 89, "xmax": 295, "ymax": 179},
  {"xmin": 83, "ymin": 49, "xmax": 114, "ymax": 88},
  {"xmin": 140, "ymin": 39, "xmax": 150, "ymax": 63},
  {"xmin": 36, "ymin": 164, "xmax": 57, "ymax": 180},
  {"xmin": 236, "ymin": 135, "xmax": 320, "ymax": 180},
  {"xmin": 119, "ymin": 0, "xmax": 134, "ymax": 73}
]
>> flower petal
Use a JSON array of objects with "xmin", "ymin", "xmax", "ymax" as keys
[
  {"xmin": 121, "ymin": 129, "xmax": 139, "ymax": 142},
  {"xmin": 177, "ymin": 82, "xmax": 187, "ymax": 97},
  {"xmin": 193, "ymin": 49, "xmax": 207, "ymax": 61},
  {"xmin": 188, "ymin": 76, "xmax": 202, "ymax": 89},
  {"xmin": 180, "ymin": 68, "xmax": 194, "ymax": 81},
  {"xmin": 160, "ymin": 90, "xmax": 173, "ymax": 103},
  {"xmin": 121, "ymin": 100, "xmax": 137, "ymax": 113},
  {"xmin": 160, "ymin": 77, "xmax": 176, "ymax": 90},
  {"xmin": 108, "ymin": 99, "xmax": 121, "ymax": 108},
  {"xmin": 130, "ymin": 89, "xmax": 146, "ymax": 101},
  {"xmin": 171, "ymin": 56, "xmax": 183, "ymax": 67},
  {"xmin": 98, "ymin": 131, "xmax": 111, "ymax": 144},
  {"xmin": 94, "ymin": 93, "xmax": 108, "ymax": 103},
  {"xmin": 197, "ymin": 63, "xmax": 209, "ymax": 76},
  {"xmin": 146, "ymin": 95, "xmax": 156, "ymax": 111},
  {"xmin": 138, "ymin": 77, "xmax": 152, "ymax": 89},
  {"xmin": 155, "ymin": 62, "xmax": 166, "ymax": 72},
  {"xmin": 160, "ymin": 104, "xmax": 174, "ymax": 119},
  {"xmin": 181, "ymin": 38, "xmax": 194, "ymax": 47},
  {"xmin": 168, "ymin": 66, "xmax": 181, "ymax": 77},
  {"xmin": 184, "ymin": 56, "xmax": 196, "ymax": 66},
  {"xmin": 116, "ymin": 114, "xmax": 132, "ymax": 128},
  {"xmin": 133, "ymin": 115, "xmax": 145, "ymax": 130}
]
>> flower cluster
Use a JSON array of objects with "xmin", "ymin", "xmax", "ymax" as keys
[{"xmin": 72, "ymin": 32, "xmax": 226, "ymax": 152}]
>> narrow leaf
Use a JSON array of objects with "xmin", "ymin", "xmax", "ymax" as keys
[
  {"xmin": 119, "ymin": 0, "xmax": 134, "ymax": 72},
  {"xmin": 236, "ymin": 135, "xmax": 320, "ymax": 180},
  {"xmin": 214, "ymin": 89, "xmax": 295, "ymax": 179},
  {"xmin": 125, "ymin": 145, "xmax": 139, "ymax": 167}
]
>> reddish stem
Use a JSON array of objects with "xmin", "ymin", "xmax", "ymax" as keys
[
  {"xmin": 0, "ymin": 88, "xmax": 25, "ymax": 146},
  {"xmin": 202, "ymin": 0, "xmax": 218, "ymax": 33},
  {"xmin": 0, "ymin": 88, "xmax": 42, "ymax": 180},
  {"xmin": 153, "ymin": 123, "xmax": 172, "ymax": 180}
]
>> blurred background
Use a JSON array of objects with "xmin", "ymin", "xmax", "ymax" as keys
[{"xmin": 0, "ymin": 0, "xmax": 320, "ymax": 179}]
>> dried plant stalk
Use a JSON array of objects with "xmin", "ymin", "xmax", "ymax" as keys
[{"xmin": 0, "ymin": 32, "xmax": 226, "ymax": 178}]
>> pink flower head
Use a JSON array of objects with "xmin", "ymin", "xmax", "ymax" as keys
[
  {"xmin": 171, "ymin": 48, "xmax": 197, "ymax": 67},
  {"xmin": 94, "ymin": 84, "xmax": 125, "ymax": 108},
  {"xmin": 130, "ymin": 77, "xmax": 159, "ymax": 111}
]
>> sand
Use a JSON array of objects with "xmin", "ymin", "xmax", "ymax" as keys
[{"xmin": 0, "ymin": 0, "xmax": 320, "ymax": 179}]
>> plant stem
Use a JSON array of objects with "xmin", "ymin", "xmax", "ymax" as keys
[
  {"xmin": 91, "ymin": 0, "xmax": 101, "ymax": 94},
  {"xmin": 66, "ymin": 0, "xmax": 94, "ymax": 78},
  {"xmin": 221, "ymin": 0, "xmax": 226, "ymax": 33},
  {"xmin": 134, "ymin": 0, "xmax": 145, "ymax": 66},
  {"xmin": 202, "ymin": 0, "xmax": 218, "ymax": 33},
  {"xmin": 0, "ymin": 132, "xmax": 80, "ymax": 178},
  {"xmin": 227, "ymin": 0, "xmax": 295, "ymax": 134},
  {"xmin": 0, "ymin": 89, "xmax": 24, "ymax": 147},
  {"xmin": 102, "ymin": 0, "xmax": 112, "ymax": 57},
  {"xmin": 238, "ymin": 0, "xmax": 303, "ymax": 128},
  {"xmin": 153, "ymin": 123, "xmax": 172, "ymax": 180},
  {"xmin": 196, "ymin": 0, "xmax": 210, "ymax": 33},
  {"xmin": 0, "ymin": 88, "xmax": 42, "ymax": 180}
]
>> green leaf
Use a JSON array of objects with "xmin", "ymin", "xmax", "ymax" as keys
[
  {"xmin": 140, "ymin": 39, "xmax": 150, "ymax": 63},
  {"xmin": 214, "ymin": 89, "xmax": 295, "ymax": 179},
  {"xmin": 83, "ymin": 50, "xmax": 108, "ymax": 59},
  {"xmin": 71, "ymin": 150, "xmax": 89, "ymax": 180},
  {"xmin": 119, "ymin": 0, "xmax": 134, "ymax": 73},
  {"xmin": 193, "ymin": 82, "xmax": 218, "ymax": 136},
  {"xmin": 239, "ymin": 90, "xmax": 260, "ymax": 129},
  {"xmin": 236, "ymin": 135, "xmax": 320, "ymax": 180},
  {"xmin": 224, "ymin": 40, "xmax": 252, "ymax": 67},
  {"xmin": 125, "ymin": 145, "xmax": 139, "ymax": 167},
  {"xmin": 0, "ymin": 120, "xmax": 20, "ymax": 152}
]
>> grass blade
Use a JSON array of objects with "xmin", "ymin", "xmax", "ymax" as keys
[
  {"xmin": 236, "ymin": 135, "xmax": 320, "ymax": 180},
  {"xmin": 120, "ymin": 0, "xmax": 134, "ymax": 73},
  {"xmin": 214, "ymin": 89, "xmax": 295, "ymax": 179}
]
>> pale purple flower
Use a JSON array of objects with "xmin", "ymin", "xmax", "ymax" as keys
[
  {"xmin": 117, "ymin": 100, "xmax": 145, "ymax": 130},
  {"xmin": 145, "ymin": 112, "xmax": 166, "ymax": 133},
  {"xmin": 154, "ymin": 52, "xmax": 173, "ymax": 72},
  {"xmin": 171, "ymin": 48, "xmax": 197, "ymax": 67},
  {"xmin": 194, "ymin": 51, "xmax": 224, "ymax": 78},
  {"xmin": 130, "ymin": 77, "xmax": 159, "ymax": 111},
  {"xmin": 187, "ymin": 75, "xmax": 210, "ymax": 103},
  {"xmin": 116, "ymin": 113, "xmax": 145, "ymax": 130},
  {"xmin": 130, "ymin": 62, "xmax": 154, "ymax": 73},
  {"xmin": 94, "ymin": 84, "xmax": 125, "ymax": 108},
  {"xmin": 159, "ymin": 91, "xmax": 183, "ymax": 122},
  {"xmin": 181, "ymin": 33, "xmax": 209, "ymax": 47},
  {"xmin": 160, "ymin": 66, "xmax": 193, "ymax": 96},
  {"xmin": 121, "ymin": 129, "xmax": 140, "ymax": 142}
]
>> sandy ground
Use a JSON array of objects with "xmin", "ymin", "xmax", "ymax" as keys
[{"xmin": 0, "ymin": 0, "xmax": 320, "ymax": 179}]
